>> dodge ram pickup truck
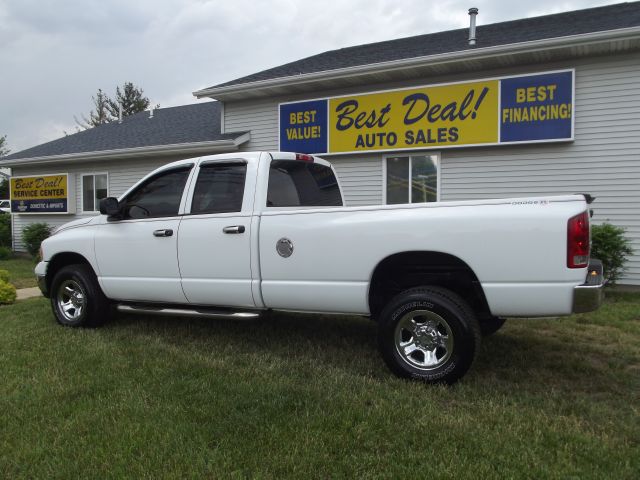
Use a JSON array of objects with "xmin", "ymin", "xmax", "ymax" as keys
[{"xmin": 35, "ymin": 151, "xmax": 604, "ymax": 383}]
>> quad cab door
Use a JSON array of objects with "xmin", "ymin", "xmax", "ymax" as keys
[
  {"xmin": 177, "ymin": 159, "xmax": 256, "ymax": 308},
  {"xmin": 95, "ymin": 164, "xmax": 193, "ymax": 303}
]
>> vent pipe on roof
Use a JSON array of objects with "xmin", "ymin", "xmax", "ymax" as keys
[
  {"xmin": 468, "ymin": 7, "xmax": 478, "ymax": 46},
  {"xmin": 118, "ymin": 103, "xmax": 123, "ymax": 124},
  {"xmin": 149, "ymin": 107, "xmax": 154, "ymax": 119}
]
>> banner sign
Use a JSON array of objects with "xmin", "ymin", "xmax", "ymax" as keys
[
  {"xmin": 279, "ymin": 70, "xmax": 574, "ymax": 154},
  {"xmin": 10, "ymin": 174, "xmax": 73, "ymax": 213}
]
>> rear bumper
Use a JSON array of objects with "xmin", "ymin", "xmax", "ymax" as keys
[
  {"xmin": 572, "ymin": 260, "xmax": 605, "ymax": 314},
  {"xmin": 35, "ymin": 261, "xmax": 49, "ymax": 298}
]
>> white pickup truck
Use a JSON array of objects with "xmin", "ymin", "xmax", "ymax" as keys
[{"xmin": 35, "ymin": 151, "xmax": 604, "ymax": 383}]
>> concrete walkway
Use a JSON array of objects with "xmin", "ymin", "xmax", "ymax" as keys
[{"xmin": 16, "ymin": 287, "xmax": 42, "ymax": 300}]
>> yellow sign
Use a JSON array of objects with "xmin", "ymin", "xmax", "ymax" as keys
[
  {"xmin": 328, "ymin": 80, "xmax": 499, "ymax": 153},
  {"xmin": 280, "ymin": 70, "xmax": 574, "ymax": 154},
  {"xmin": 10, "ymin": 174, "xmax": 70, "ymax": 213}
]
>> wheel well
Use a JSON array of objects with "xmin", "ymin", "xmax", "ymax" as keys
[
  {"xmin": 368, "ymin": 251, "xmax": 492, "ymax": 320},
  {"xmin": 46, "ymin": 252, "xmax": 92, "ymax": 292}
]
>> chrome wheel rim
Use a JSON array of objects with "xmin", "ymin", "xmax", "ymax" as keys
[
  {"xmin": 394, "ymin": 310, "xmax": 454, "ymax": 370},
  {"xmin": 56, "ymin": 279, "xmax": 86, "ymax": 322}
]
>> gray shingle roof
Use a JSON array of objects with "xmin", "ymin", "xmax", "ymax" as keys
[
  {"xmin": 3, "ymin": 102, "xmax": 243, "ymax": 161},
  {"xmin": 209, "ymin": 2, "xmax": 640, "ymax": 90}
]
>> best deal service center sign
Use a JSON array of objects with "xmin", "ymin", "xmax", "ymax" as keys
[
  {"xmin": 279, "ymin": 70, "xmax": 574, "ymax": 154},
  {"xmin": 10, "ymin": 173, "xmax": 75, "ymax": 214}
]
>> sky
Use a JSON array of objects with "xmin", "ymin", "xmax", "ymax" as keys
[{"xmin": 0, "ymin": 0, "xmax": 623, "ymax": 153}]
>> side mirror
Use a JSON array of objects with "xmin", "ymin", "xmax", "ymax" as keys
[{"xmin": 99, "ymin": 197, "xmax": 120, "ymax": 216}]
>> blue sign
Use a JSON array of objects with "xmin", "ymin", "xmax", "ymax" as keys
[
  {"xmin": 500, "ymin": 71, "xmax": 573, "ymax": 143},
  {"xmin": 11, "ymin": 199, "xmax": 68, "ymax": 213},
  {"xmin": 279, "ymin": 100, "xmax": 328, "ymax": 154}
]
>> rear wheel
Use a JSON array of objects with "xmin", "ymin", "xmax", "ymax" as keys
[
  {"xmin": 479, "ymin": 316, "xmax": 506, "ymax": 336},
  {"xmin": 377, "ymin": 286, "xmax": 481, "ymax": 384},
  {"xmin": 50, "ymin": 264, "xmax": 111, "ymax": 327}
]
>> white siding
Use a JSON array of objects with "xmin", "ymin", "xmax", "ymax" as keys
[
  {"xmin": 442, "ymin": 56, "xmax": 640, "ymax": 285},
  {"xmin": 225, "ymin": 53, "xmax": 640, "ymax": 284},
  {"xmin": 332, "ymin": 155, "xmax": 383, "ymax": 206},
  {"xmin": 226, "ymin": 98, "xmax": 279, "ymax": 151},
  {"xmin": 10, "ymin": 155, "xmax": 186, "ymax": 250}
]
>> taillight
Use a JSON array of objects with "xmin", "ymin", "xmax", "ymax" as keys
[
  {"xmin": 567, "ymin": 211, "xmax": 589, "ymax": 268},
  {"xmin": 295, "ymin": 153, "xmax": 314, "ymax": 162}
]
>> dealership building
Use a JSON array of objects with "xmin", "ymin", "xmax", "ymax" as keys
[{"xmin": 2, "ymin": 2, "xmax": 639, "ymax": 284}]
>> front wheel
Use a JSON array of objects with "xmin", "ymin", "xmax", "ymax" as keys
[
  {"xmin": 50, "ymin": 264, "xmax": 111, "ymax": 328},
  {"xmin": 377, "ymin": 286, "xmax": 481, "ymax": 384}
]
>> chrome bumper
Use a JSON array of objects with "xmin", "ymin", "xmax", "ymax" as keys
[
  {"xmin": 35, "ymin": 261, "xmax": 49, "ymax": 297},
  {"xmin": 572, "ymin": 260, "xmax": 605, "ymax": 314}
]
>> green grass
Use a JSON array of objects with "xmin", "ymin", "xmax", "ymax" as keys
[
  {"xmin": 0, "ymin": 293, "xmax": 638, "ymax": 478},
  {"xmin": 0, "ymin": 256, "xmax": 37, "ymax": 288}
]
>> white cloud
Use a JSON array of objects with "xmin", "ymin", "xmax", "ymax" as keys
[{"xmin": 0, "ymin": 0, "xmax": 623, "ymax": 152}]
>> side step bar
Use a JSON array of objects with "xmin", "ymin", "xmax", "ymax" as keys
[{"xmin": 117, "ymin": 304, "xmax": 261, "ymax": 319}]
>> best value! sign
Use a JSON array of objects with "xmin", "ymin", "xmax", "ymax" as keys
[
  {"xmin": 10, "ymin": 174, "xmax": 74, "ymax": 214},
  {"xmin": 279, "ymin": 70, "xmax": 574, "ymax": 154}
]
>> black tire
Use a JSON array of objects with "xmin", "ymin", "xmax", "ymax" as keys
[
  {"xmin": 479, "ymin": 317, "xmax": 506, "ymax": 336},
  {"xmin": 377, "ymin": 286, "xmax": 481, "ymax": 384},
  {"xmin": 50, "ymin": 264, "xmax": 111, "ymax": 328}
]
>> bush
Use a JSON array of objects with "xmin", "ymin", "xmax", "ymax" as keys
[
  {"xmin": 0, "ymin": 214, "xmax": 11, "ymax": 248},
  {"xmin": 0, "ymin": 269, "xmax": 9, "ymax": 283},
  {"xmin": 0, "ymin": 279, "xmax": 16, "ymax": 304},
  {"xmin": 591, "ymin": 223, "xmax": 634, "ymax": 285},
  {"xmin": 0, "ymin": 246, "xmax": 11, "ymax": 261},
  {"xmin": 22, "ymin": 223, "xmax": 51, "ymax": 259}
]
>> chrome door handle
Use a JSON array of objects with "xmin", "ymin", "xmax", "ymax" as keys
[
  {"xmin": 223, "ymin": 225, "xmax": 245, "ymax": 234},
  {"xmin": 153, "ymin": 229, "xmax": 173, "ymax": 237}
]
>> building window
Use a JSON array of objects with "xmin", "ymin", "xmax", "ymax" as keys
[
  {"xmin": 82, "ymin": 173, "xmax": 108, "ymax": 212},
  {"xmin": 384, "ymin": 154, "xmax": 439, "ymax": 204}
]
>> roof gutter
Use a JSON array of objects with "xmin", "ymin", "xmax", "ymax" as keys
[
  {"xmin": 0, "ymin": 133, "xmax": 251, "ymax": 168},
  {"xmin": 193, "ymin": 26, "xmax": 640, "ymax": 99}
]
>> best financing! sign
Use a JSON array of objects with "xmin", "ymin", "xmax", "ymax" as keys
[
  {"xmin": 279, "ymin": 70, "xmax": 574, "ymax": 154},
  {"xmin": 10, "ymin": 174, "xmax": 73, "ymax": 214}
]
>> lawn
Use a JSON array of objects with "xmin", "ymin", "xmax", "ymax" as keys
[
  {"xmin": 0, "ymin": 292, "xmax": 638, "ymax": 478},
  {"xmin": 0, "ymin": 256, "xmax": 37, "ymax": 288}
]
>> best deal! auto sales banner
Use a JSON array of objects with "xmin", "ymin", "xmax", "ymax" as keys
[{"xmin": 279, "ymin": 70, "xmax": 574, "ymax": 154}]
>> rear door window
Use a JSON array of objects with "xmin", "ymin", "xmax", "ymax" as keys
[
  {"xmin": 190, "ymin": 163, "xmax": 247, "ymax": 214},
  {"xmin": 267, "ymin": 160, "xmax": 342, "ymax": 207}
]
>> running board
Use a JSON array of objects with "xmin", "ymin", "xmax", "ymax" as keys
[{"xmin": 117, "ymin": 304, "xmax": 261, "ymax": 319}]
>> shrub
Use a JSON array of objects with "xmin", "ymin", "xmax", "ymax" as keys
[
  {"xmin": 591, "ymin": 223, "xmax": 634, "ymax": 285},
  {"xmin": 0, "ymin": 246, "xmax": 11, "ymax": 261},
  {"xmin": 0, "ymin": 214, "xmax": 10, "ymax": 248},
  {"xmin": 22, "ymin": 223, "xmax": 51, "ymax": 259},
  {"xmin": 0, "ymin": 269, "xmax": 9, "ymax": 283},
  {"xmin": 0, "ymin": 279, "xmax": 16, "ymax": 304}
]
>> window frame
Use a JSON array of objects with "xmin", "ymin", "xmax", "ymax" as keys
[
  {"xmin": 382, "ymin": 152, "xmax": 441, "ymax": 205},
  {"xmin": 80, "ymin": 172, "xmax": 109, "ymax": 214}
]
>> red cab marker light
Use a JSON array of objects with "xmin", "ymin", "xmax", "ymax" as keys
[{"xmin": 295, "ymin": 153, "xmax": 314, "ymax": 162}]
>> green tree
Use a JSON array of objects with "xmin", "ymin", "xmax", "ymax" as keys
[
  {"xmin": 0, "ymin": 135, "xmax": 9, "ymax": 157},
  {"xmin": 76, "ymin": 83, "xmax": 158, "ymax": 131},
  {"xmin": 0, "ymin": 178, "xmax": 8, "ymax": 198},
  {"xmin": 76, "ymin": 89, "xmax": 112, "ymax": 129},
  {"xmin": 106, "ymin": 82, "xmax": 154, "ymax": 119}
]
